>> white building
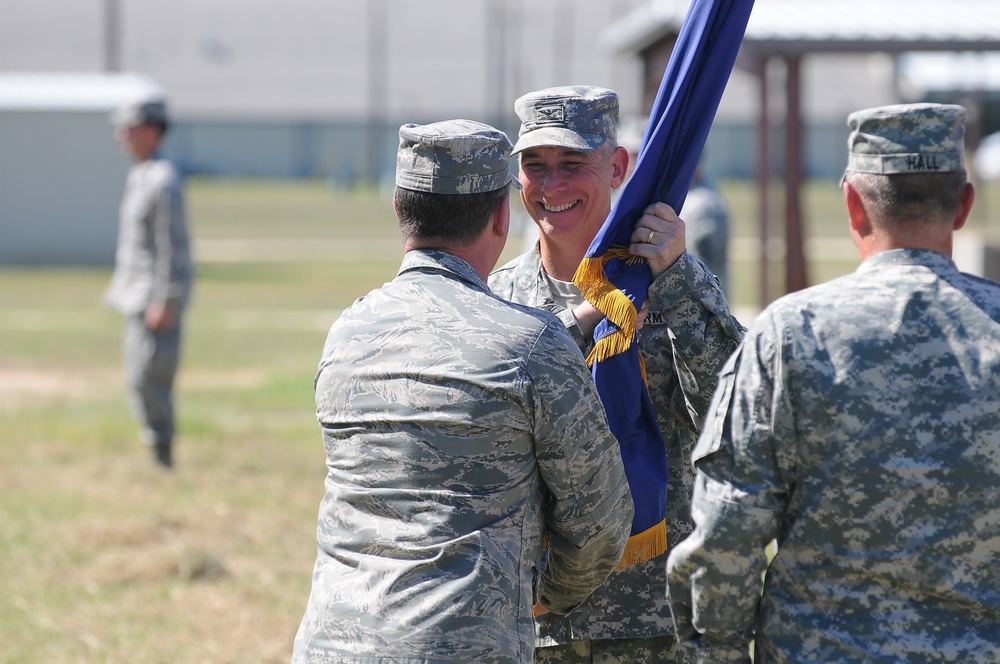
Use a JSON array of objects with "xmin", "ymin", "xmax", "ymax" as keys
[
  {"xmin": 0, "ymin": 0, "xmax": 647, "ymax": 180},
  {"xmin": 0, "ymin": 72, "xmax": 162, "ymax": 265}
]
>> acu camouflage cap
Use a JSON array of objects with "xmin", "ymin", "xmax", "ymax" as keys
[
  {"xmin": 111, "ymin": 97, "xmax": 169, "ymax": 129},
  {"xmin": 395, "ymin": 119, "xmax": 521, "ymax": 195},
  {"xmin": 844, "ymin": 103, "xmax": 967, "ymax": 179},
  {"xmin": 511, "ymin": 85, "xmax": 619, "ymax": 155}
]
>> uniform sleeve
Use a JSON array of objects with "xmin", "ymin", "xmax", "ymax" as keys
[
  {"xmin": 525, "ymin": 321, "xmax": 634, "ymax": 616},
  {"xmin": 645, "ymin": 251, "xmax": 745, "ymax": 423},
  {"xmin": 666, "ymin": 314, "xmax": 795, "ymax": 663},
  {"xmin": 150, "ymin": 174, "xmax": 190, "ymax": 309}
]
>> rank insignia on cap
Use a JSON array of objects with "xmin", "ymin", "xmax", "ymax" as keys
[{"xmin": 535, "ymin": 104, "xmax": 565, "ymax": 125}]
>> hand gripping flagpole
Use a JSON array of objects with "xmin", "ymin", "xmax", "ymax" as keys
[{"xmin": 573, "ymin": 0, "xmax": 754, "ymax": 569}]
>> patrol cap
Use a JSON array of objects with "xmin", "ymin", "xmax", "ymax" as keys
[
  {"xmin": 395, "ymin": 119, "xmax": 521, "ymax": 195},
  {"xmin": 843, "ymin": 103, "xmax": 967, "ymax": 181},
  {"xmin": 111, "ymin": 98, "xmax": 169, "ymax": 129},
  {"xmin": 511, "ymin": 85, "xmax": 619, "ymax": 155}
]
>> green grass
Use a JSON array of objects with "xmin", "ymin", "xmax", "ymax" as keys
[
  {"xmin": 0, "ymin": 176, "xmax": 997, "ymax": 663},
  {"xmin": 0, "ymin": 180, "xmax": 402, "ymax": 664}
]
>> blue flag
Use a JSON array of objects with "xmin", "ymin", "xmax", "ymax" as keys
[{"xmin": 574, "ymin": 0, "xmax": 754, "ymax": 569}]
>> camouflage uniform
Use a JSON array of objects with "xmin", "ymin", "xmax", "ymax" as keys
[
  {"xmin": 104, "ymin": 99, "xmax": 191, "ymax": 458},
  {"xmin": 667, "ymin": 104, "xmax": 1000, "ymax": 663},
  {"xmin": 490, "ymin": 247, "xmax": 744, "ymax": 653},
  {"xmin": 680, "ymin": 175, "xmax": 729, "ymax": 296},
  {"xmin": 491, "ymin": 85, "xmax": 745, "ymax": 661},
  {"xmin": 293, "ymin": 119, "xmax": 634, "ymax": 664}
]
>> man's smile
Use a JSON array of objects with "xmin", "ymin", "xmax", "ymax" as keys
[{"xmin": 542, "ymin": 200, "xmax": 580, "ymax": 213}]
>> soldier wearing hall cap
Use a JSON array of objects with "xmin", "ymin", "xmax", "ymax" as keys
[
  {"xmin": 667, "ymin": 102, "xmax": 1000, "ymax": 662},
  {"xmin": 104, "ymin": 94, "xmax": 191, "ymax": 468},
  {"xmin": 292, "ymin": 119, "xmax": 634, "ymax": 664},
  {"xmin": 489, "ymin": 85, "xmax": 743, "ymax": 663}
]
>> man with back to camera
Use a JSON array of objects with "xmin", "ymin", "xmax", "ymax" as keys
[
  {"xmin": 105, "ymin": 96, "xmax": 191, "ymax": 469},
  {"xmin": 666, "ymin": 103, "xmax": 1000, "ymax": 662},
  {"xmin": 291, "ymin": 118, "xmax": 634, "ymax": 663},
  {"xmin": 489, "ymin": 85, "xmax": 744, "ymax": 663}
]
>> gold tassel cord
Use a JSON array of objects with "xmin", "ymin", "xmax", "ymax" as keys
[
  {"xmin": 573, "ymin": 248, "xmax": 642, "ymax": 334},
  {"xmin": 542, "ymin": 522, "xmax": 666, "ymax": 573},
  {"xmin": 615, "ymin": 520, "xmax": 667, "ymax": 571},
  {"xmin": 573, "ymin": 248, "xmax": 649, "ymax": 379}
]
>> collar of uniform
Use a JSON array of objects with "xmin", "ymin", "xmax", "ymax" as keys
[
  {"xmin": 397, "ymin": 249, "xmax": 490, "ymax": 292},
  {"xmin": 857, "ymin": 248, "xmax": 957, "ymax": 274}
]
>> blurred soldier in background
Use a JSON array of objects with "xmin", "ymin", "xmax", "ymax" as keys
[
  {"xmin": 620, "ymin": 115, "xmax": 730, "ymax": 295},
  {"xmin": 680, "ymin": 163, "xmax": 730, "ymax": 295},
  {"xmin": 105, "ymin": 96, "xmax": 191, "ymax": 469}
]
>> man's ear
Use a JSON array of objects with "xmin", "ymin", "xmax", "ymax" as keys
[
  {"xmin": 952, "ymin": 181, "xmax": 975, "ymax": 231},
  {"xmin": 492, "ymin": 195, "xmax": 510, "ymax": 240},
  {"xmin": 610, "ymin": 145, "xmax": 630, "ymax": 189},
  {"xmin": 843, "ymin": 180, "xmax": 871, "ymax": 237}
]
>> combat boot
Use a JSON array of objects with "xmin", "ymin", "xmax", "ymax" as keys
[{"xmin": 153, "ymin": 440, "xmax": 173, "ymax": 469}]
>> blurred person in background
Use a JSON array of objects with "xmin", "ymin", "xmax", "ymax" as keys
[
  {"xmin": 105, "ymin": 96, "xmax": 191, "ymax": 469},
  {"xmin": 292, "ymin": 119, "xmax": 633, "ymax": 664},
  {"xmin": 667, "ymin": 103, "xmax": 1000, "ymax": 662},
  {"xmin": 681, "ymin": 163, "xmax": 730, "ymax": 295},
  {"xmin": 620, "ymin": 115, "xmax": 730, "ymax": 295}
]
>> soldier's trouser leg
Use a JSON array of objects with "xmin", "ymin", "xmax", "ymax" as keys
[
  {"xmin": 535, "ymin": 635, "xmax": 690, "ymax": 664},
  {"xmin": 123, "ymin": 313, "xmax": 181, "ymax": 459}
]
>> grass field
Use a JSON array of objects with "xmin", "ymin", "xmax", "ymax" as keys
[{"xmin": 1, "ymin": 177, "xmax": 996, "ymax": 663}]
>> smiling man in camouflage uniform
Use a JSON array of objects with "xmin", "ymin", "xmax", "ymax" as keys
[
  {"xmin": 292, "ymin": 119, "xmax": 634, "ymax": 664},
  {"xmin": 667, "ymin": 103, "xmax": 1000, "ymax": 662},
  {"xmin": 489, "ymin": 85, "xmax": 744, "ymax": 663}
]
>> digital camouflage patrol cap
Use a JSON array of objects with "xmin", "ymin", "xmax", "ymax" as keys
[
  {"xmin": 843, "ymin": 103, "xmax": 967, "ymax": 181},
  {"xmin": 111, "ymin": 98, "xmax": 169, "ymax": 129},
  {"xmin": 395, "ymin": 119, "xmax": 521, "ymax": 195},
  {"xmin": 511, "ymin": 85, "xmax": 619, "ymax": 155}
]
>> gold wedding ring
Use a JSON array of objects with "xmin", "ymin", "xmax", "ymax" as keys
[{"xmin": 646, "ymin": 229, "xmax": 655, "ymax": 243}]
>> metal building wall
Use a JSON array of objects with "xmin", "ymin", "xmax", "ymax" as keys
[{"xmin": 0, "ymin": 110, "xmax": 127, "ymax": 266}]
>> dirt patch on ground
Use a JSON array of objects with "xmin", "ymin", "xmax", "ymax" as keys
[
  {"xmin": 0, "ymin": 366, "xmax": 268, "ymax": 411},
  {"xmin": 74, "ymin": 515, "xmax": 229, "ymax": 586},
  {"xmin": 0, "ymin": 367, "xmax": 120, "ymax": 410}
]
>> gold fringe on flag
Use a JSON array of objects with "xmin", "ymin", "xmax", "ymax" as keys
[
  {"xmin": 573, "ymin": 247, "xmax": 646, "ymax": 367},
  {"xmin": 576, "ymin": 247, "xmax": 662, "ymax": 570},
  {"xmin": 616, "ymin": 520, "xmax": 667, "ymax": 570}
]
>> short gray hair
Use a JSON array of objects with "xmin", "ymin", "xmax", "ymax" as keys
[
  {"xmin": 516, "ymin": 137, "xmax": 619, "ymax": 167},
  {"xmin": 845, "ymin": 171, "xmax": 967, "ymax": 227}
]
